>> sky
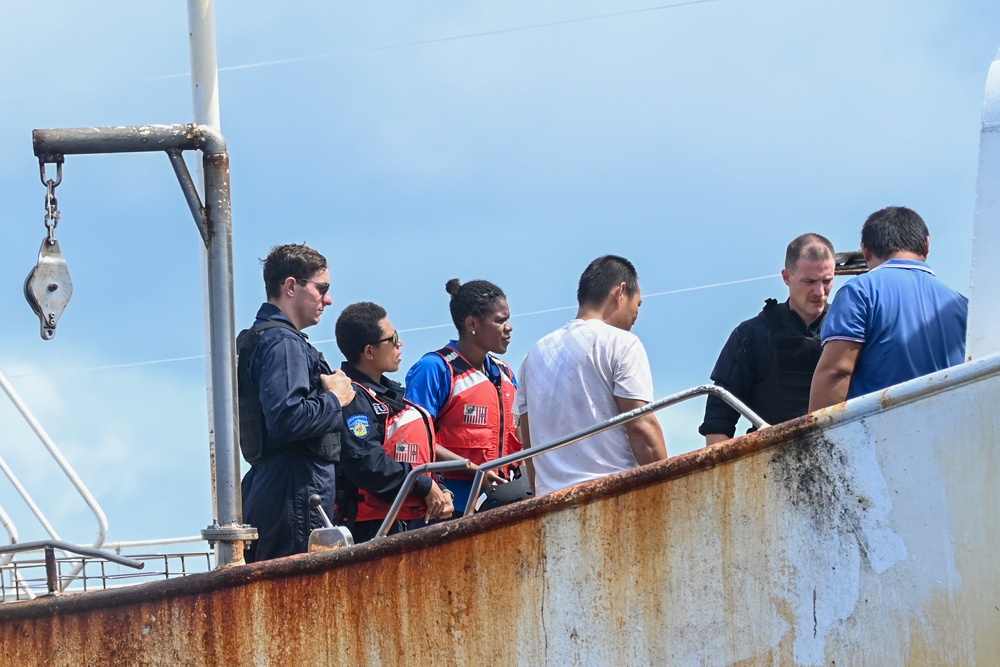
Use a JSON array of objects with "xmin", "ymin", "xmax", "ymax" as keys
[{"xmin": 0, "ymin": 1, "xmax": 998, "ymax": 553}]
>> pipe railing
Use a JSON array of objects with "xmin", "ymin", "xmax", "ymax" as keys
[
  {"xmin": 0, "ymin": 540, "xmax": 143, "ymax": 595},
  {"xmin": 372, "ymin": 385, "xmax": 765, "ymax": 535},
  {"xmin": 375, "ymin": 459, "xmax": 474, "ymax": 539},
  {"xmin": 0, "ymin": 504, "xmax": 18, "ymax": 568},
  {"xmin": 461, "ymin": 384, "xmax": 767, "ymax": 516},
  {"xmin": 0, "ymin": 368, "xmax": 110, "ymax": 591}
]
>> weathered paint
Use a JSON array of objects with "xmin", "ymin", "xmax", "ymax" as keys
[{"xmin": 2, "ymin": 355, "xmax": 1000, "ymax": 666}]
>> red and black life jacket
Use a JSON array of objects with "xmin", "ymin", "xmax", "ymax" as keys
[
  {"xmin": 432, "ymin": 346, "xmax": 522, "ymax": 478},
  {"xmin": 353, "ymin": 384, "xmax": 437, "ymax": 523}
]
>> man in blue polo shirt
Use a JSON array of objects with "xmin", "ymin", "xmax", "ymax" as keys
[{"xmin": 809, "ymin": 206, "xmax": 968, "ymax": 410}]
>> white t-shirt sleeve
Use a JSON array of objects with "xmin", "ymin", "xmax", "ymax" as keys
[
  {"xmin": 513, "ymin": 374, "xmax": 528, "ymax": 416},
  {"xmin": 612, "ymin": 336, "xmax": 654, "ymax": 403}
]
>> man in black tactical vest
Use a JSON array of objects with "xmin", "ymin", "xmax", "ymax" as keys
[
  {"xmin": 238, "ymin": 244, "xmax": 355, "ymax": 562},
  {"xmin": 699, "ymin": 234, "xmax": 836, "ymax": 445}
]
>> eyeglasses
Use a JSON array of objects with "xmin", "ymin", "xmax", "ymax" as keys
[
  {"xmin": 374, "ymin": 330, "xmax": 400, "ymax": 348},
  {"xmin": 298, "ymin": 278, "xmax": 330, "ymax": 296}
]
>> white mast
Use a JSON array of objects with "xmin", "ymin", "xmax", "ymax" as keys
[
  {"xmin": 188, "ymin": 0, "xmax": 222, "ymax": 129},
  {"xmin": 967, "ymin": 49, "xmax": 1000, "ymax": 360}
]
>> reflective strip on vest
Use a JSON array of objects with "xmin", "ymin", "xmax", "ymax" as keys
[{"xmin": 432, "ymin": 347, "xmax": 522, "ymax": 476}]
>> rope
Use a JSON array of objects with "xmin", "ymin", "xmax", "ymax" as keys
[{"xmin": 10, "ymin": 272, "xmax": 776, "ymax": 377}]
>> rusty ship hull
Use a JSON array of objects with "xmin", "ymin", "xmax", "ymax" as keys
[{"xmin": 1, "ymin": 351, "xmax": 997, "ymax": 666}]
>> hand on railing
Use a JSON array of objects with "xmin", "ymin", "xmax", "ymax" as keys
[
  {"xmin": 375, "ymin": 459, "xmax": 473, "ymax": 538},
  {"xmin": 479, "ymin": 467, "xmax": 507, "ymax": 486},
  {"xmin": 423, "ymin": 481, "xmax": 455, "ymax": 522}
]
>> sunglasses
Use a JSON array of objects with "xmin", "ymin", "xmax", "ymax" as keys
[
  {"xmin": 374, "ymin": 330, "xmax": 400, "ymax": 348},
  {"xmin": 298, "ymin": 278, "xmax": 330, "ymax": 296}
]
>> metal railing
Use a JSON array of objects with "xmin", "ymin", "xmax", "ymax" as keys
[
  {"xmin": 0, "ymin": 535, "xmax": 214, "ymax": 603},
  {"xmin": 462, "ymin": 385, "xmax": 766, "ymax": 515},
  {"xmin": 0, "ymin": 547, "xmax": 212, "ymax": 602},
  {"xmin": 0, "ymin": 540, "xmax": 143, "ymax": 598},
  {"xmin": 374, "ymin": 385, "xmax": 766, "ymax": 532},
  {"xmin": 0, "ymin": 367, "xmax": 112, "ymax": 590},
  {"xmin": 461, "ymin": 384, "xmax": 765, "ymax": 515},
  {"xmin": 375, "ymin": 459, "xmax": 473, "ymax": 538}
]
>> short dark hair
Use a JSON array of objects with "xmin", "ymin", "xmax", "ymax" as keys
[
  {"xmin": 445, "ymin": 279, "xmax": 506, "ymax": 333},
  {"xmin": 785, "ymin": 233, "xmax": 835, "ymax": 271},
  {"xmin": 262, "ymin": 244, "xmax": 327, "ymax": 299},
  {"xmin": 861, "ymin": 206, "xmax": 929, "ymax": 259},
  {"xmin": 577, "ymin": 255, "xmax": 639, "ymax": 306},
  {"xmin": 335, "ymin": 302, "xmax": 387, "ymax": 364}
]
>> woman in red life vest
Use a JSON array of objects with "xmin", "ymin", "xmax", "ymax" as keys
[
  {"xmin": 405, "ymin": 279, "xmax": 522, "ymax": 513},
  {"xmin": 335, "ymin": 302, "xmax": 454, "ymax": 544}
]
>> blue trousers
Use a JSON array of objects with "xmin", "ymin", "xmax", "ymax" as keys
[{"xmin": 241, "ymin": 449, "xmax": 337, "ymax": 562}]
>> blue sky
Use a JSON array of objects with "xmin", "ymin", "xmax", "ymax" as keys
[{"xmin": 1, "ymin": 1, "xmax": 998, "ymax": 548}]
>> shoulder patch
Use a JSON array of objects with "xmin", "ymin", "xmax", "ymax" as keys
[{"xmin": 347, "ymin": 414, "xmax": 370, "ymax": 437}]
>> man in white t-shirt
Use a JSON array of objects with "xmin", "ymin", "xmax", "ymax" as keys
[{"xmin": 514, "ymin": 255, "xmax": 668, "ymax": 496}]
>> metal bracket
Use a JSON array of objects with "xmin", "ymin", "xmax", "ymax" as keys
[
  {"xmin": 201, "ymin": 523, "xmax": 258, "ymax": 548},
  {"xmin": 24, "ymin": 238, "xmax": 73, "ymax": 340},
  {"xmin": 308, "ymin": 525, "xmax": 355, "ymax": 552}
]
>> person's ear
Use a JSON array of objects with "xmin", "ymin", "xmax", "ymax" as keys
[
  {"xmin": 465, "ymin": 314, "xmax": 478, "ymax": 336},
  {"xmin": 282, "ymin": 276, "xmax": 297, "ymax": 298}
]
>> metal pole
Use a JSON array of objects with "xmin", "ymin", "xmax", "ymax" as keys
[
  {"xmin": 166, "ymin": 149, "xmax": 209, "ymax": 243},
  {"xmin": 187, "ymin": 0, "xmax": 222, "ymax": 130},
  {"xmin": 33, "ymin": 125, "xmax": 223, "ymax": 157},
  {"xmin": 202, "ymin": 152, "xmax": 244, "ymax": 567},
  {"xmin": 187, "ymin": 0, "xmax": 241, "ymax": 567}
]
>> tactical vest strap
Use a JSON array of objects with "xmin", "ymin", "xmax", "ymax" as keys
[
  {"xmin": 237, "ymin": 320, "xmax": 341, "ymax": 465},
  {"xmin": 750, "ymin": 299, "xmax": 822, "ymax": 426}
]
